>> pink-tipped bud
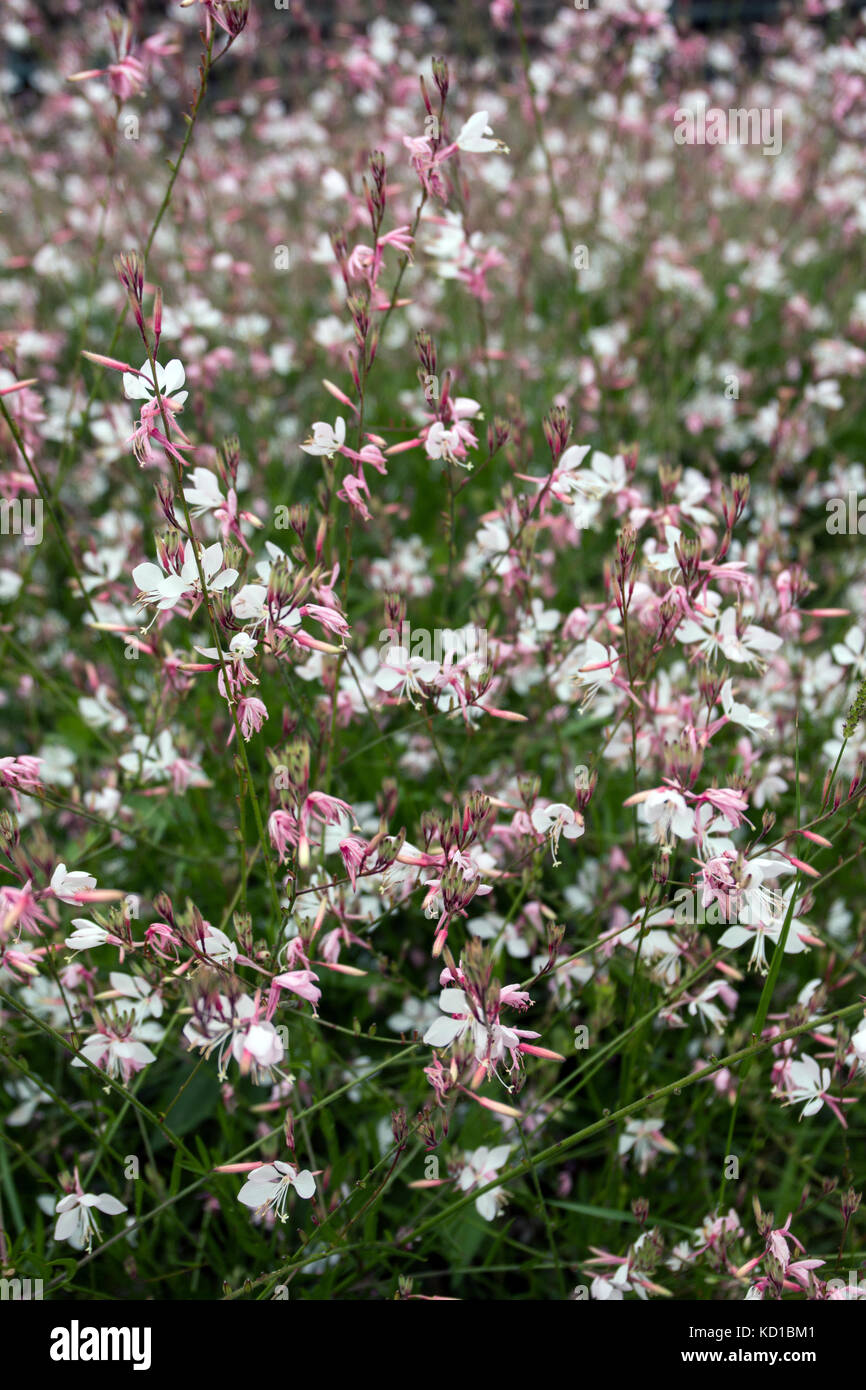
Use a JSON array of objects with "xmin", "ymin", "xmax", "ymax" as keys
[
  {"xmin": 322, "ymin": 378, "xmax": 357, "ymax": 410},
  {"xmin": 0, "ymin": 378, "xmax": 38, "ymax": 395},
  {"xmin": 81, "ymin": 351, "xmax": 135, "ymax": 373},
  {"xmin": 799, "ymin": 829, "xmax": 832, "ymax": 848},
  {"xmin": 469, "ymin": 1092, "xmax": 523, "ymax": 1119},
  {"xmin": 781, "ymin": 854, "xmax": 820, "ymax": 878}
]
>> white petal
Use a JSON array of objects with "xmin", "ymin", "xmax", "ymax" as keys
[
  {"xmin": 210, "ymin": 568, "xmax": 238, "ymax": 591},
  {"xmin": 54, "ymin": 1209, "xmax": 81, "ymax": 1241},
  {"xmin": 237, "ymin": 1180, "xmax": 270, "ymax": 1208},
  {"xmin": 375, "ymin": 666, "xmax": 404, "ymax": 692},
  {"xmin": 132, "ymin": 562, "xmax": 165, "ymax": 592},
  {"xmin": 422, "ymin": 1016, "xmax": 466, "ymax": 1048},
  {"xmin": 161, "ymin": 359, "xmax": 186, "ymax": 396},
  {"xmin": 486, "ymin": 1145, "xmax": 511, "ymax": 1169},
  {"xmin": 475, "ymin": 1190, "xmax": 497, "ymax": 1221},
  {"xmin": 94, "ymin": 1194, "xmax": 127, "ymax": 1215},
  {"xmin": 438, "ymin": 989, "xmax": 468, "ymax": 1014},
  {"xmin": 291, "ymin": 1170, "xmax": 316, "ymax": 1199},
  {"xmin": 718, "ymin": 926, "xmax": 750, "ymax": 948}
]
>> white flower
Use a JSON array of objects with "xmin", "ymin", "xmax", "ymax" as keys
[
  {"xmin": 531, "ymin": 802, "xmax": 584, "ymax": 865},
  {"xmin": 131, "ymin": 558, "xmax": 189, "ymax": 612},
  {"xmin": 719, "ymin": 612, "xmax": 783, "ymax": 664},
  {"xmin": 196, "ymin": 632, "xmax": 258, "ymax": 662},
  {"xmin": 425, "ymin": 421, "xmax": 463, "ymax": 463},
  {"xmin": 375, "ymin": 645, "xmax": 440, "ymax": 706},
  {"xmin": 0, "ymin": 568, "xmax": 21, "ymax": 602},
  {"xmin": 785, "ymin": 1054, "xmax": 830, "ymax": 1118},
  {"xmin": 237, "ymin": 1161, "xmax": 316, "ymax": 1222},
  {"xmin": 720, "ymin": 678, "xmax": 769, "ymax": 734},
  {"xmin": 832, "ymin": 626, "xmax": 866, "ymax": 679},
  {"xmin": 54, "ymin": 1190, "xmax": 127, "ymax": 1251},
  {"xmin": 719, "ymin": 894, "xmax": 808, "ymax": 974},
  {"xmin": 230, "ymin": 583, "xmax": 300, "ymax": 631},
  {"xmin": 591, "ymin": 1265, "xmax": 634, "ymax": 1301},
  {"xmin": 639, "ymin": 788, "xmax": 694, "ymax": 845},
  {"xmin": 455, "ymin": 111, "xmax": 509, "ymax": 154},
  {"xmin": 50, "ymin": 862, "xmax": 97, "ymax": 905},
  {"xmin": 686, "ymin": 981, "xmax": 728, "ymax": 1032},
  {"xmin": 71, "ymin": 1030, "xmax": 158, "ymax": 1081},
  {"xmin": 36, "ymin": 744, "xmax": 76, "ymax": 787},
  {"xmin": 231, "ymin": 1021, "xmax": 284, "ymax": 1074},
  {"xmin": 183, "ymin": 994, "xmax": 284, "ymax": 1083},
  {"xmin": 850, "ymin": 1025, "xmax": 866, "ymax": 1073},
  {"xmin": 84, "ymin": 786, "xmax": 123, "ymax": 819},
  {"xmin": 133, "ymin": 540, "xmax": 238, "ymax": 616},
  {"xmin": 644, "ymin": 524, "xmax": 683, "ymax": 575},
  {"xmin": 618, "ymin": 1118, "xmax": 677, "ymax": 1174},
  {"xmin": 300, "ymin": 417, "xmax": 346, "ymax": 458},
  {"xmin": 123, "ymin": 358, "xmax": 188, "ymax": 406},
  {"xmin": 457, "ymin": 1145, "xmax": 511, "ymax": 1220},
  {"xmin": 110, "ymin": 972, "xmax": 163, "ymax": 1021},
  {"xmin": 80, "ymin": 544, "xmax": 127, "ymax": 592},
  {"xmin": 171, "ymin": 539, "xmax": 238, "ymax": 599},
  {"xmin": 804, "ymin": 378, "xmax": 843, "ymax": 410},
  {"xmin": 386, "ymin": 995, "xmax": 441, "ymax": 1035},
  {"xmin": 422, "ymin": 988, "xmax": 523, "ymax": 1064},
  {"xmin": 119, "ymin": 730, "xmax": 179, "ymax": 784},
  {"xmin": 571, "ymin": 450, "xmax": 626, "ymax": 505},
  {"xmin": 78, "ymin": 683, "xmax": 127, "ymax": 733},
  {"xmin": 230, "ymin": 583, "xmax": 268, "ymax": 624},
  {"xmin": 200, "ymin": 926, "xmax": 239, "ymax": 965},
  {"xmin": 518, "ymin": 598, "xmax": 560, "ymax": 644},
  {"xmin": 574, "ymin": 638, "xmax": 619, "ymax": 702},
  {"xmin": 554, "ymin": 443, "xmax": 592, "ymax": 476},
  {"xmin": 422, "ymin": 988, "xmax": 476, "ymax": 1049},
  {"xmin": 5, "ymin": 1078, "xmax": 51, "ymax": 1127},
  {"xmin": 679, "ymin": 608, "xmax": 782, "ymax": 667},
  {"xmin": 183, "ymin": 467, "xmax": 225, "ymax": 517},
  {"xmin": 65, "ymin": 919, "xmax": 111, "ymax": 951}
]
